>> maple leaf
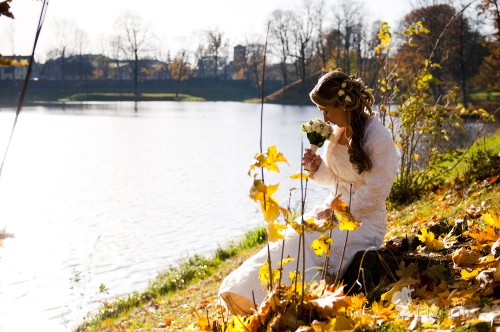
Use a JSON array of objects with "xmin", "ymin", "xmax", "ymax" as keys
[
  {"xmin": 468, "ymin": 226, "xmax": 498, "ymax": 244},
  {"xmin": 309, "ymin": 285, "xmax": 346, "ymax": 317},
  {"xmin": 0, "ymin": 1, "xmax": 14, "ymax": 19},
  {"xmin": 380, "ymin": 277, "xmax": 418, "ymax": 302},
  {"xmin": 330, "ymin": 199, "xmax": 361, "ymax": 231},
  {"xmin": 482, "ymin": 210, "xmax": 500, "ymax": 228},
  {"xmin": 461, "ymin": 268, "xmax": 480, "ymax": 280},
  {"xmin": 267, "ymin": 220, "xmax": 286, "ymax": 242},
  {"xmin": 249, "ymin": 146, "xmax": 288, "ymax": 174},
  {"xmin": 290, "ymin": 172, "xmax": 308, "ymax": 180},
  {"xmin": 417, "ymin": 228, "xmax": 444, "ymax": 251},
  {"xmin": 311, "ymin": 234, "xmax": 332, "ymax": 257},
  {"xmin": 452, "ymin": 248, "xmax": 482, "ymax": 267},
  {"xmin": 196, "ymin": 316, "xmax": 212, "ymax": 331},
  {"xmin": 396, "ymin": 261, "xmax": 419, "ymax": 279},
  {"xmin": 224, "ymin": 315, "xmax": 256, "ymax": 332}
]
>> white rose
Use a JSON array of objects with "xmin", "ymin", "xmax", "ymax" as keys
[
  {"xmin": 342, "ymin": 82, "xmax": 347, "ymax": 88},
  {"xmin": 338, "ymin": 89, "xmax": 345, "ymax": 97},
  {"xmin": 345, "ymin": 95, "xmax": 352, "ymax": 103}
]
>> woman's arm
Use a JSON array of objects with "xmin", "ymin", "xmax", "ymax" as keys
[{"xmin": 308, "ymin": 140, "xmax": 338, "ymax": 187}]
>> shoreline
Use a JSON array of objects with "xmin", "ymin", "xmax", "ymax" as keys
[{"xmin": 75, "ymin": 227, "xmax": 267, "ymax": 331}]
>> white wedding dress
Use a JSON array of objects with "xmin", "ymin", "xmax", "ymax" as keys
[{"xmin": 218, "ymin": 113, "xmax": 399, "ymax": 315}]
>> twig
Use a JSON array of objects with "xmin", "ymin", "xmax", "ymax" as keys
[
  {"xmin": 0, "ymin": 0, "xmax": 49, "ymax": 177},
  {"xmin": 334, "ymin": 183, "xmax": 353, "ymax": 286},
  {"xmin": 428, "ymin": 1, "xmax": 479, "ymax": 64}
]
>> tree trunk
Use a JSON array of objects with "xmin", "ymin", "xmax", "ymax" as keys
[{"xmin": 134, "ymin": 51, "xmax": 139, "ymax": 97}]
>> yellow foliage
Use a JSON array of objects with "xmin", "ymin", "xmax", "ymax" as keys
[
  {"xmin": 290, "ymin": 172, "xmax": 308, "ymax": 180},
  {"xmin": 460, "ymin": 268, "xmax": 480, "ymax": 280},
  {"xmin": 482, "ymin": 210, "xmax": 500, "ymax": 228},
  {"xmin": 417, "ymin": 228, "xmax": 444, "ymax": 251},
  {"xmin": 311, "ymin": 234, "xmax": 332, "ymax": 257},
  {"xmin": 266, "ymin": 220, "xmax": 286, "ymax": 242},
  {"xmin": 331, "ymin": 199, "xmax": 361, "ymax": 231},
  {"xmin": 249, "ymin": 145, "xmax": 288, "ymax": 174}
]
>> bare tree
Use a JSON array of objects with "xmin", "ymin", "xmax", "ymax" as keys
[
  {"xmin": 332, "ymin": 0, "xmax": 363, "ymax": 74},
  {"xmin": 242, "ymin": 37, "xmax": 265, "ymax": 88},
  {"xmin": 269, "ymin": 9, "xmax": 295, "ymax": 94},
  {"xmin": 115, "ymin": 11, "xmax": 150, "ymax": 96},
  {"xmin": 290, "ymin": 0, "xmax": 317, "ymax": 92},
  {"xmin": 206, "ymin": 27, "xmax": 224, "ymax": 77},
  {"xmin": 73, "ymin": 27, "xmax": 89, "ymax": 81},
  {"xmin": 52, "ymin": 19, "xmax": 77, "ymax": 90}
]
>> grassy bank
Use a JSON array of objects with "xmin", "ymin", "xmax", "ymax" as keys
[
  {"xmin": 76, "ymin": 227, "xmax": 267, "ymax": 331},
  {"xmin": 60, "ymin": 93, "xmax": 206, "ymax": 102}
]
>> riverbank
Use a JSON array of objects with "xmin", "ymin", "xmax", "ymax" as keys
[
  {"xmin": 75, "ymin": 227, "xmax": 267, "ymax": 331},
  {"xmin": 76, "ymin": 128, "xmax": 500, "ymax": 332}
]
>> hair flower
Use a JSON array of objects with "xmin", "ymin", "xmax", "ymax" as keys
[
  {"xmin": 345, "ymin": 95, "xmax": 352, "ymax": 103},
  {"xmin": 341, "ymin": 82, "xmax": 347, "ymax": 88},
  {"xmin": 338, "ymin": 89, "xmax": 345, "ymax": 97}
]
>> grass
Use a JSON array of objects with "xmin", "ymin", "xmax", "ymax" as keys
[
  {"xmin": 76, "ymin": 227, "xmax": 266, "ymax": 331},
  {"xmin": 438, "ymin": 126, "xmax": 500, "ymax": 180},
  {"xmin": 60, "ymin": 92, "xmax": 206, "ymax": 102},
  {"xmin": 470, "ymin": 90, "xmax": 500, "ymax": 102}
]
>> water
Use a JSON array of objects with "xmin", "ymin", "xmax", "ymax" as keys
[{"xmin": 0, "ymin": 101, "xmax": 330, "ymax": 331}]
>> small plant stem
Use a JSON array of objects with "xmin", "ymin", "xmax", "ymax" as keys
[
  {"xmin": 0, "ymin": 0, "xmax": 49, "ymax": 177},
  {"xmin": 334, "ymin": 183, "xmax": 353, "ymax": 286}
]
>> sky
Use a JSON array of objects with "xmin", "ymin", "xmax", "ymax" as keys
[{"xmin": 0, "ymin": 0, "xmax": 411, "ymax": 63}]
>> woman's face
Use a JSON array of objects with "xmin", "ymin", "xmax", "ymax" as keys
[{"xmin": 317, "ymin": 105, "xmax": 349, "ymax": 128}]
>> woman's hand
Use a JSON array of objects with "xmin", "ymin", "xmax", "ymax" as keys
[{"xmin": 302, "ymin": 149, "xmax": 322, "ymax": 176}]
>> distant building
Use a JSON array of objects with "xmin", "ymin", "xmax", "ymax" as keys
[
  {"xmin": 0, "ymin": 55, "xmax": 40, "ymax": 80},
  {"xmin": 233, "ymin": 45, "xmax": 246, "ymax": 64}
]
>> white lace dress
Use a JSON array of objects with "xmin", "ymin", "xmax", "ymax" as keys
[{"xmin": 218, "ymin": 113, "xmax": 399, "ymax": 315}]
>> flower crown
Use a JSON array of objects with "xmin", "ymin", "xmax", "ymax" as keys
[{"xmin": 309, "ymin": 70, "xmax": 373, "ymax": 116}]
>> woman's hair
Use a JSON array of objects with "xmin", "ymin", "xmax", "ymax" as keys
[{"xmin": 309, "ymin": 70, "xmax": 375, "ymax": 174}]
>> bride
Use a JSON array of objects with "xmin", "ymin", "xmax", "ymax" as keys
[{"xmin": 218, "ymin": 70, "xmax": 399, "ymax": 315}]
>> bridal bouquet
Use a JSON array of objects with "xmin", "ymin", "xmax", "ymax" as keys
[{"xmin": 301, "ymin": 118, "xmax": 333, "ymax": 171}]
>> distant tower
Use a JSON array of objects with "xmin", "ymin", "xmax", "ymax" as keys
[{"xmin": 233, "ymin": 45, "xmax": 246, "ymax": 64}]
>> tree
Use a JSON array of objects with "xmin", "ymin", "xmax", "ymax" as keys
[
  {"xmin": 290, "ymin": 0, "xmax": 317, "ymax": 92},
  {"xmin": 244, "ymin": 39, "xmax": 265, "ymax": 88},
  {"xmin": 475, "ymin": 0, "xmax": 500, "ymax": 99},
  {"xmin": 397, "ymin": 3, "xmax": 485, "ymax": 102},
  {"xmin": 206, "ymin": 28, "xmax": 224, "ymax": 77},
  {"xmin": 73, "ymin": 26, "xmax": 89, "ymax": 81},
  {"xmin": 52, "ymin": 19, "xmax": 76, "ymax": 90},
  {"xmin": 115, "ymin": 11, "xmax": 150, "ymax": 96},
  {"xmin": 269, "ymin": 9, "xmax": 294, "ymax": 95},
  {"xmin": 168, "ymin": 50, "xmax": 192, "ymax": 98}
]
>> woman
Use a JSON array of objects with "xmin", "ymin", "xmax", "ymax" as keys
[{"xmin": 218, "ymin": 70, "xmax": 399, "ymax": 315}]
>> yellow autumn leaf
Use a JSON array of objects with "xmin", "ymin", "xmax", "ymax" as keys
[
  {"xmin": 267, "ymin": 220, "xmax": 286, "ymax": 242},
  {"xmin": 336, "ymin": 212, "xmax": 361, "ymax": 231},
  {"xmin": 249, "ymin": 145, "xmax": 288, "ymax": 174},
  {"xmin": 331, "ymin": 314, "xmax": 355, "ymax": 331},
  {"xmin": 196, "ymin": 316, "xmax": 212, "ymax": 331},
  {"xmin": 311, "ymin": 234, "xmax": 332, "ymax": 257},
  {"xmin": 224, "ymin": 315, "xmax": 256, "ymax": 332},
  {"xmin": 290, "ymin": 172, "xmax": 308, "ymax": 180},
  {"xmin": 482, "ymin": 210, "xmax": 500, "ymax": 228},
  {"xmin": 380, "ymin": 277, "xmax": 418, "ymax": 302},
  {"xmin": 260, "ymin": 196, "xmax": 282, "ymax": 223},
  {"xmin": 417, "ymin": 228, "xmax": 444, "ymax": 251},
  {"xmin": 494, "ymin": 262, "xmax": 500, "ymax": 282},
  {"xmin": 461, "ymin": 268, "xmax": 480, "ymax": 280}
]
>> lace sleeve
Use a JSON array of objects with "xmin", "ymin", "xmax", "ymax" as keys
[
  {"xmin": 309, "ymin": 140, "xmax": 338, "ymax": 187},
  {"xmin": 350, "ymin": 125, "xmax": 398, "ymax": 214}
]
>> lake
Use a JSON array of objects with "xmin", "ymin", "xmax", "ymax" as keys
[{"xmin": 0, "ymin": 101, "xmax": 332, "ymax": 331}]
